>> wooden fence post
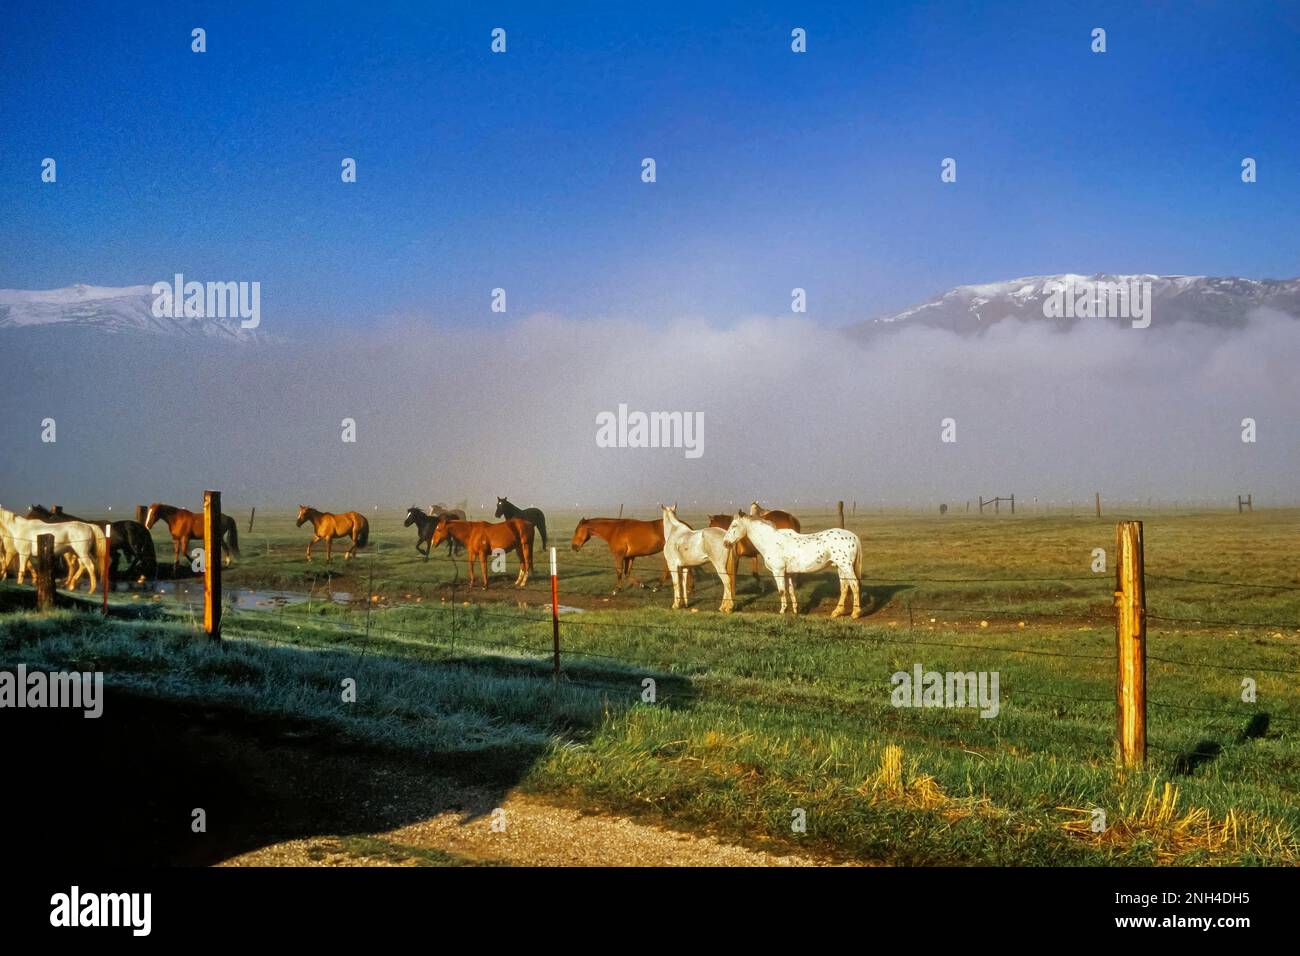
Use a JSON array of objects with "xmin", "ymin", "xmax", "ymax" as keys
[
  {"xmin": 550, "ymin": 547, "xmax": 560, "ymax": 678},
  {"xmin": 203, "ymin": 490, "xmax": 222, "ymax": 641},
  {"xmin": 1095, "ymin": 492, "xmax": 1102, "ymax": 518},
  {"xmin": 837, "ymin": 500, "xmax": 845, "ymax": 528},
  {"xmin": 1114, "ymin": 520, "xmax": 1146, "ymax": 769},
  {"xmin": 1009, "ymin": 494, "xmax": 1015, "ymax": 515},
  {"xmin": 35, "ymin": 533, "xmax": 55, "ymax": 611},
  {"xmin": 248, "ymin": 507, "xmax": 256, "ymax": 532}
]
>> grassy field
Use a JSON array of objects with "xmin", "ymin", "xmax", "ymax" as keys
[{"xmin": 3, "ymin": 507, "xmax": 1298, "ymax": 864}]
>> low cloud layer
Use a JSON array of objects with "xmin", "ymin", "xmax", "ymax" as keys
[{"xmin": 2, "ymin": 308, "xmax": 1297, "ymax": 515}]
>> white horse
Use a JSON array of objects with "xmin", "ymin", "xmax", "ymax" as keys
[
  {"xmin": 722, "ymin": 513, "xmax": 864, "ymax": 618},
  {"xmin": 661, "ymin": 505, "xmax": 735, "ymax": 613},
  {"xmin": 0, "ymin": 508, "xmax": 106, "ymax": 594}
]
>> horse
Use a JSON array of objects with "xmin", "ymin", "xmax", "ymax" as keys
[
  {"xmin": 431, "ymin": 516, "xmax": 534, "ymax": 588},
  {"xmin": 570, "ymin": 516, "xmax": 689, "ymax": 593},
  {"xmin": 662, "ymin": 505, "xmax": 734, "ymax": 613},
  {"xmin": 427, "ymin": 503, "xmax": 467, "ymax": 523},
  {"xmin": 0, "ymin": 507, "xmax": 106, "ymax": 594},
  {"xmin": 709, "ymin": 507, "xmax": 802, "ymax": 591},
  {"xmin": 27, "ymin": 505, "xmax": 157, "ymax": 581},
  {"xmin": 495, "ymin": 497, "xmax": 548, "ymax": 550},
  {"xmin": 145, "ymin": 503, "xmax": 240, "ymax": 570},
  {"xmin": 295, "ymin": 506, "xmax": 369, "ymax": 562},
  {"xmin": 722, "ymin": 512, "xmax": 864, "ymax": 618},
  {"xmin": 404, "ymin": 507, "xmax": 463, "ymax": 558}
]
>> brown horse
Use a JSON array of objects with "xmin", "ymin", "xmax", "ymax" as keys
[
  {"xmin": 431, "ymin": 517, "xmax": 534, "ymax": 588},
  {"xmin": 711, "ymin": 506, "xmax": 802, "ymax": 592},
  {"xmin": 144, "ymin": 502, "xmax": 240, "ymax": 570},
  {"xmin": 296, "ymin": 506, "xmax": 369, "ymax": 562},
  {"xmin": 571, "ymin": 517, "xmax": 691, "ymax": 594}
]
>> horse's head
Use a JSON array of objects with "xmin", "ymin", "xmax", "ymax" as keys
[
  {"xmin": 26, "ymin": 504, "xmax": 51, "ymax": 520},
  {"xmin": 494, "ymin": 497, "xmax": 508, "ymax": 518},
  {"xmin": 430, "ymin": 515, "xmax": 451, "ymax": 547},
  {"xmin": 403, "ymin": 507, "xmax": 423, "ymax": 528},
  {"xmin": 722, "ymin": 511, "xmax": 749, "ymax": 550},
  {"xmin": 749, "ymin": 501, "xmax": 763, "ymax": 516},
  {"xmin": 295, "ymin": 505, "xmax": 310, "ymax": 527},
  {"xmin": 571, "ymin": 519, "xmax": 591, "ymax": 551},
  {"xmin": 143, "ymin": 503, "xmax": 161, "ymax": 529}
]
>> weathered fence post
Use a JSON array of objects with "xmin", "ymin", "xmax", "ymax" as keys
[
  {"xmin": 1114, "ymin": 520, "xmax": 1146, "ymax": 769},
  {"xmin": 1095, "ymin": 492, "xmax": 1102, "ymax": 518},
  {"xmin": 837, "ymin": 500, "xmax": 845, "ymax": 528},
  {"xmin": 35, "ymin": 533, "xmax": 55, "ymax": 611},
  {"xmin": 1009, "ymin": 494, "xmax": 1015, "ymax": 515},
  {"xmin": 203, "ymin": 490, "xmax": 222, "ymax": 641},
  {"xmin": 248, "ymin": 507, "xmax": 256, "ymax": 532},
  {"xmin": 102, "ymin": 524, "xmax": 111, "ymax": 616},
  {"xmin": 550, "ymin": 547, "xmax": 560, "ymax": 678}
]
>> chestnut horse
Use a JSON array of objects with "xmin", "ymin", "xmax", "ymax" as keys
[
  {"xmin": 296, "ymin": 506, "xmax": 369, "ymax": 562},
  {"xmin": 144, "ymin": 502, "xmax": 240, "ymax": 570},
  {"xmin": 404, "ymin": 507, "xmax": 463, "ymax": 558},
  {"xmin": 431, "ymin": 516, "xmax": 534, "ymax": 588},
  {"xmin": 571, "ymin": 517, "xmax": 689, "ymax": 594},
  {"xmin": 710, "ymin": 506, "xmax": 801, "ymax": 592}
]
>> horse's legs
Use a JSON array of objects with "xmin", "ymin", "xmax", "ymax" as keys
[
  {"xmin": 305, "ymin": 535, "xmax": 315, "ymax": 561},
  {"xmin": 479, "ymin": 552, "xmax": 489, "ymax": 589},
  {"xmin": 849, "ymin": 576, "xmax": 863, "ymax": 618},
  {"xmin": 775, "ymin": 570, "xmax": 788, "ymax": 613},
  {"xmin": 831, "ymin": 572, "xmax": 849, "ymax": 617},
  {"xmin": 787, "ymin": 573, "xmax": 799, "ymax": 615},
  {"xmin": 751, "ymin": 556, "xmax": 763, "ymax": 591},
  {"xmin": 712, "ymin": 556, "xmax": 735, "ymax": 613},
  {"xmin": 325, "ymin": 536, "xmax": 333, "ymax": 563}
]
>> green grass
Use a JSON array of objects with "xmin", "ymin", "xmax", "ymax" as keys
[{"xmin": 4, "ymin": 508, "xmax": 1298, "ymax": 865}]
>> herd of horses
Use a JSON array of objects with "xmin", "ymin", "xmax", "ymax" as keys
[{"xmin": 0, "ymin": 495, "xmax": 866, "ymax": 617}]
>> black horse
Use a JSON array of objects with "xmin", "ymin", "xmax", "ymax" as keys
[
  {"xmin": 404, "ymin": 507, "xmax": 463, "ymax": 559},
  {"xmin": 495, "ymin": 497, "xmax": 548, "ymax": 550},
  {"xmin": 26, "ymin": 505, "xmax": 157, "ymax": 581}
]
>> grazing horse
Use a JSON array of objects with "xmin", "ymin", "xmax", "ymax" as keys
[
  {"xmin": 431, "ymin": 516, "xmax": 534, "ymax": 588},
  {"xmin": 145, "ymin": 503, "xmax": 240, "ymax": 570},
  {"xmin": 710, "ymin": 507, "xmax": 802, "ymax": 591},
  {"xmin": 570, "ymin": 517, "xmax": 688, "ymax": 593},
  {"xmin": 296, "ymin": 506, "xmax": 369, "ymax": 562},
  {"xmin": 404, "ymin": 507, "xmax": 463, "ymax": 558},
  {"xmin": 722, "ymin": 513, "xmax": 864, "ymax": 618},
  {"xmin": 0, "ymin": 507, "xmax": 106, "ymax": 594},
  {"xmin": 27, "ymin": 505, "xmax": 157, "ymax": 581},
  {"xmin": 494, "ymin": 497, "xmax": 548, "ymax": 550},
  {"xmin": 662, "ymin": 505, "xmax": 734, "ymax": 613}
]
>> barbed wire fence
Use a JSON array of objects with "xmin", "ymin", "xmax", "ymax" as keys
[{"xmin": 4, "ymin": 516, "xmax": 1297, "ymax": 770}]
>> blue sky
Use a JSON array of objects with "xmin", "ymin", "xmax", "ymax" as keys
[{"xmin": 2, "ymin": 0, "xmax": 1297, "ymax": 332}]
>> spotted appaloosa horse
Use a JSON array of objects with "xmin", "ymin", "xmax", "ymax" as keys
[
  {"xmin": 709, "ymin": 505, "xmax": 801, "ymax": 591},
  {"xmin": 722, "ymin": 513, "xmax": 864, "ymax": 618}
]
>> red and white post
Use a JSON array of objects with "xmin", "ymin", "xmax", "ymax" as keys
[{"xmin": 550, "ymin": 546, "xmax": 560, "ymax": 678}]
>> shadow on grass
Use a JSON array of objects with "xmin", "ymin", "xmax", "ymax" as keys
[
  {"xmin": 0, "ymin": 613, "xmax": 689, "ymax": 866},
  {"xmin": 1171, "ymin": 714, "xmax": 1272, "ymax": 776}
]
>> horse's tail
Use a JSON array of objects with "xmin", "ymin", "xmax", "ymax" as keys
[
  {"xmin": 91, "ymin": 523, "xmax": 107, "ymax": 590},
  {"xmin": 536, "ymin": 513, "xmax": 548, "ymax": 551},
  {"xmin": 853, "ymin": 539, "xmax": 862, "ymax": 582},
  {"xmin": 355, "ymin": 515, "xmax": 370, "ymax": 549},
  {"xmin": 226, "ymin": 518, "xmax": 240, "ymax": 558}
]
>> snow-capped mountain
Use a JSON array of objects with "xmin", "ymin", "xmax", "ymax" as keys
[
  {"xmin": 849, "ymin": 274, "xmax": 1300, "ymax": 337},
  {"xmin": 0, "ymin": 284, "xmax": 265, "ymax": 343}
]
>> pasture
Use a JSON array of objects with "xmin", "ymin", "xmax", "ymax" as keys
[{"xmin": 3, "ymin": 506, "xmax": 1298, "ymax": 865}]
